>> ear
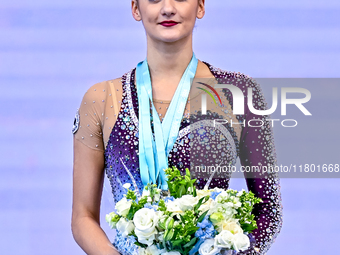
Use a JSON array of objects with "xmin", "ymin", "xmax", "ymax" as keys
[
  {"xmin": 131, "ymin": 0, "xmax": 142, "ymax": 21},
  {"xmin": 197, "ymin": 0, "xmax": 205, "ymax": 19}
]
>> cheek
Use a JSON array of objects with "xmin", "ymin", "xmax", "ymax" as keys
[{"xmin": 182, "ymin": 8, "xmax": 198, "ymax": 27}]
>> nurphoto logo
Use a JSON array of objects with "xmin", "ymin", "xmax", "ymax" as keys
[{"xmin": 198, "ymin": 83, "xmax": 312, "ymax": 128}]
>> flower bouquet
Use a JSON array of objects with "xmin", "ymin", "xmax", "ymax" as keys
[{"xmin": 106, "ymin": 167, "xmax": 262, "ymax": 255}]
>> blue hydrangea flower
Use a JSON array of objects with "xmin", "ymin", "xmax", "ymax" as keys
[
  {"xmin": 164, "ymin": 196, "xmax": 175, "ymax": 203},
  {"xmin": 143, "ymin": 203, "xmax": 157, "ymax": 211},
  {"xmin": 210, "ymin": 191, "xmax": 222, "ymax": 200},
  {"xmin": 127, "ymin": 235, "xmax": 137, "ymax": 243},
  {"xmin": 195, "ymin": 216, "xmax": 217, "ymax": 240}
]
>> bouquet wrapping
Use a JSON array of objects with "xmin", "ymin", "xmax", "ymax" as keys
[{"xmin": 106, "ymin": 167, "xmax": 261, "ymax": 255}]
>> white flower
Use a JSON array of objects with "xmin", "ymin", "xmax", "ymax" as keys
[
  {"xmin": 199, "ymin": 238, "xmax": 221, "ymax": 255},
  {"xmin": 227, "ymin": 196, "xmax": 242, "ymax": 209},
  {"xmin": 133, "ymin": 208, "xmax": 159, "ymax": 245},
  {"xmin": 199, "ymin": 198, "xmax": 214, "ymax": 214},
  {"xmin": 156, "ymin": 231, "xmax": 165, "ymax": 242},
  {"xmin": 217, "ymin": 219, "xmax": 243, "ymax": 234},
  {"xmin": 208, "ymin": 202, "xmax": 236, "ymax": 221},
  {"xmin": 214, "ymin": 230, "xmax": 233, "ymax": 248},
  {"xmin": 115, "ymin": 197, "xmax": 132, "ymax": 217},
  {"xmin": 220, "ymin": 203, "xmax": 236, "ymax": 220},
  {"xmin": 213, "ymin": 188, "xmax": 225, "ymax": 193},
  {"xmin": 154, "ymin": 189, "xmax": 161, "ymax": 201},
  {"xmin": 196, "ymin": 189, "xmax": 212, "ymax": 199},
  {"xmin": 236, "ymin": 189, "xmax": 246, "ymax": 197},
  {"xmin": 105, "ymin": 212, "xmax": 119, "ymax": 229},
  {"xmin": 139, "ymin": 245, "xmax": 162, "ymax": 255},
  {"xmin": 116, "ymin": 218, "xmax": 134, "ymax": 238},
  {"xmin": 163, "ymin": 251, "xmax": 181, "ymax": 255},
  {"xmin": 142, "ymin": 189, "xmax": 150, "ymax": 197},
  {"xmin": 232, "ymin": 233, "xmax": 250, "ymax": 252},
  {"xmin": 156, "ymin": 249, "xmax": 180, "ymax": 255},
  {"xmin": 123, "ymin": 183, "xmax": 131, "ymax": 189},
  {"xmin": 177, "ymin": 195, "xmax": 199, "ymax": 211},
  {"xmin": 166, "ymin": 200, "xmax": 183, "ymax": 214},
  {"xmin": 215, "ymin": 191, "xmax": 230, "ymax": 202}
]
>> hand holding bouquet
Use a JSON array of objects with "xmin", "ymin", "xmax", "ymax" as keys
[{"xmin": 106, "ymin": 167, "xmax": 262, "ymax": 255}]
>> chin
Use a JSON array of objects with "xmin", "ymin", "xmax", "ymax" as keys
[{"xmin": 155, "ymin": 33, "xmax": 189, "ymax": 44}]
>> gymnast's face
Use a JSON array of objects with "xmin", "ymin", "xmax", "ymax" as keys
[{"xmin": 132, "ymin": 0, "xmax": 205, "ymax": 43}]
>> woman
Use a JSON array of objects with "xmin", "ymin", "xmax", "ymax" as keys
[{"xmin": 71, "ymin": 0, "xmax": 283, "ymax": 254}]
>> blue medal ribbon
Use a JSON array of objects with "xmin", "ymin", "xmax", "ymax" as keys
[{"xmin": 136, "ymin": 53, "xmax": 198, "ymax": 190}]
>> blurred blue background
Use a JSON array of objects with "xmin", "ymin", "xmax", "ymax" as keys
[{"xmin": 0, "ymin": 0, "xmax": 339, "ymax": 254}]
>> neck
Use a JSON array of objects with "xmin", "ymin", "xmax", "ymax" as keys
[{"xmin": 146, "ymin": 34, "xmax": 194, "ymax": 81}]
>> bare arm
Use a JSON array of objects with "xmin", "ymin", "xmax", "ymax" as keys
[{"xmin": 71, "ymin": 138, "xmax": 120, "ymax": 255}]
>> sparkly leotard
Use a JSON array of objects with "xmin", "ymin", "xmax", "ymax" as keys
[{"xmin": 74, "ymin": 62, "xmax": 283, "ymax": 255}]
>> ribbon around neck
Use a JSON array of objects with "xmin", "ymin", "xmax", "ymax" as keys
[{"xmin": 136, "ymin": 53, "xmax": 198, "ymax": 190}]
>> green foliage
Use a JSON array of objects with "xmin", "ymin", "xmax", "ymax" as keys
[
  {"xmin": 160, "ymin": 167, "xmax": 214, "ymax": 254},
  {"xmin": 158, "ymin": 199, "xmax": 167, "ymax": 212},
  {"xmin": 145, "ymin": 183, "xmax": 161, "ymax": 203},
  {"xmin": 235, "ymin": 190, "xmax": 262, "ymax": 233},
  {"xmin": 111, "ymin": 214, "xmax": 121, "ymax": 223},
  {"xmin": 126, "ymin": 189, "xmax": 137, "ymax": 201},
  {"xmin": 164, "ymin": 210, "xmax": 200, "ymax": 254},
  {"xmin": 193, "ymin": 196, "xmax": 210, "ymax": 213},
  {"xmin": 197, "ymin": 210, "xmax": 209, "ymax": 223},
  {"xmin": 165, "ymin": 167, "xmax": 197, "ymax": 199},
  {"xmin": 126, "ymin": 196, "xmax": 148, "ymax": 221}
]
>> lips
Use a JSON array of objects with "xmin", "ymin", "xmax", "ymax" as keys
[{"xmin": 160, "ymin": 21, "xmax": 179, "ymax": 27}]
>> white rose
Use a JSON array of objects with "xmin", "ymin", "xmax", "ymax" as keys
[
  {"xmin": 157, "ymin": 210, "xmax": 164, "ymax": 219},
  {"xmin": 156, "ymin": 249, "xmax": 180, "ymax": 255},
  {"xmin": 207, "ymin": 200, "xmax": 219, "ymax": 215},
  {"xmin": 116, "ymin": 218, "xmax": 134, "ymax": 237},
  {"xmin": 214, "ymin": 230, "xmax": 233, "ymax": 248},
  {"xmin": 217, "ymin": 219, "xmax": 243, "ymax": 234},
  {"xmin": 196, "ymin": 189, "xmax": 212, "ymax": 199},
  {"xmin": 115, "ymin": 197, "xmax": 132, "ymax": 217},
  {"xmin": 166, "ymin": 200, "xmax": 183, "ymax": 214},
  {"xmin": 232, "ymin": 233, "xmax": 250, "ymax": 252},
  {"xmin": 123, "ymin": 183, "xmax": 131, "ymax": 189},
  {"xmin": 199, "ymin": 238, "xmax": 221, "ymax": 255},
  {"xmin": 177, "ymin": 195, "xmax": 199, "ymax": 211},
  {"xmin": 133, "ymin": 208, "xmax": 159, "ymax": 245},
  {"xmin": 199, "ymin": 198, "xmax": 214, "ymax": 214},
  {"xmin": 139, "ymin": 244, "xmax": 162, "ymax": 255},
  {"xmin": 163, "ymin": 251, "xmax": 181, "ymax": 255}
]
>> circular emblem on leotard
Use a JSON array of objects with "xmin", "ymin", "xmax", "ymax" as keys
[{"xmin": 72, "ymin": 109, "xmax": 80, "ymax": 134}]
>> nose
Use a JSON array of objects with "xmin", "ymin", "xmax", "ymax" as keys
[{"xmin": 160, "ymin": 0, "xmax": 177, "ymax": 17}]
